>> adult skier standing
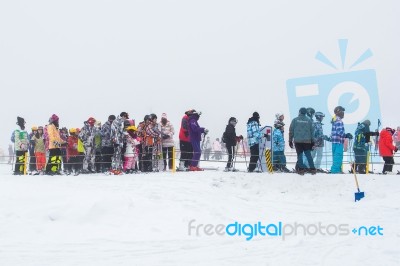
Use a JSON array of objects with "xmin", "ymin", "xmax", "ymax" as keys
[{"xmin": 188, "ymin": 111, "xmax": 208, "ymax": 171}]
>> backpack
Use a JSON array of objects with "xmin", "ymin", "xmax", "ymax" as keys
[
  {"xmin": 222, "ymin": 132, "xmax": 227, "ymax": 143},
  {"xmin": 354, "ymin": 123, "xmax": 367, "ymax": 149}
]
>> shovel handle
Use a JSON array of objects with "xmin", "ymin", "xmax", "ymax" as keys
[{"xmin": 352, "ymin": 162, "xmax": 361, "ymax": 190}]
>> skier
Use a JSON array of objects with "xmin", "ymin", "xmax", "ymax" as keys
[
  {"xmin": 111, "ymin": 112, "xmax": 129, "ymax": 172},
  {"xmin": 137, "ymin": 115, "xmax": 150, "ymax": 171},
  {"xmin": 246, "ymin": 112, "xmax": 262, "ymax": 172},
  {"xmin": 312, "ymin": 112, "xmax": 326, "ymax": 172},
  {"xmin": 45, "ymin": 114, "xmax": 66, "ymax": 175},
  {"xmin": 203, "ymin": 136, "xmax": 212, "ymax": 161},
  {"xmin": 188, "ymin": 111, "xmax": 208, "ymax": 171},
  {"xmin": 60, "ymin": 127, "xmax": 69, "ymax": 173},
  {"xmin": 28, "ymin": 126, "xmax": 38, "ymax": 173},
  {"xmin": 178, "ymin": 109, "xmax": 194, "ymax": 171},
  {"xmin": 212, "ymin": 138, "xmax": 222, "ymax": 160},
  {"xmin": 11, "ymin": 116, "xmax": 29, "ymax": 175},
  {"xmin": 288, "ymin": 107, "xmax": 316, "ymax": 175},
  {"xmin": 144, "ymin": 113, "xmax": 161, "ymax": 172},
  {"xmin": 100, "ymin": 115, "xmax": 116, "ymax": 172},
  {"xmin": 378, "ymin": 127, "xmax": 397, "ymax": 174},
  {"xmin": 160, "ymin": 113, "xmax": 175, "ymax": 171},
  {"xmin": 31, "ymin": 126, "xmax": 46, "ymax": 173},
  {"xmin": 94, "ymin": 120, "xmax": 102, "ymax": 172},
  {"xmin": 326, "ymin": 106, "xmax": 353, "ymax": 174},
  {"xmin": 223, "ymin": 117, "xmax": 243, "ymax": 171},
  {"xmin": 272, "ymin": 121, "xmax": 290, "ymax": 172},
  {"xmin": 123, "ymin": 126, "xmax": 140, "ymax": 173},
  {"xmin": 67, "ymin": 128, "xmax": 79, "ymax": 175},
  {"xmin": 352, "ymin": 120, "xmax": 379, "ymax": 174},
  {"xmin": 392, "ymin": 126, "xmax": 400, "ymax": 148},
  {"xmin": 79, "ymin": 117, "xmax": 98, "ymax": 173}
]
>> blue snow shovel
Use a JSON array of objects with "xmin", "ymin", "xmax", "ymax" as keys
[{"xmin": 352, "ymin": 162, "xmax": 365, "ymax": 202}]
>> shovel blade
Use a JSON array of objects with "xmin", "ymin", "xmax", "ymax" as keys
[{"xmin": 355, "ymin": 191, "xmax": 365, "ymax": 202}]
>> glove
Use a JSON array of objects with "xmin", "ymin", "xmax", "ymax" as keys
[
  {"xmin": 264, "ymin": 133, "xmax": 271, "ymax": 141},
  {"xmin": 345, "ymin": 133, "xmax": 353, "ymax": 139},
  {"xmin": 373, "ymin": 131, "xmax": 380, "ymax": 137},
  {"xmin": 162, "ymin": 134, "xmax": 170, "ymax": 139},
  {"xmin": 322, "ymin": 135, "xmax": 330, "ymax": 141},
  {"xmin": 204, "ymin": 129, "xmax": 209, "ymax": 135},
  {"xmin": 395, "ymin": 147, "xmax": 398, "ymax": 153},
  {"xmin": 184, "ymin": 131, "xmax": 189, "ymax": 137},
  {"xmin": 239, "ymin": 135, "xmax": 244, "ymax": 140},
  {"xmin": 289, "ymin": 141, "xmax": 294, "ymax": 149}
]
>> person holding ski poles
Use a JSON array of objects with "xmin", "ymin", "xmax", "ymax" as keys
[
  {"xmin": 246, "ymin": 112, "xmax": 263, "ymax": 172},
  {"xmin": 223, "ymin": 117, "xmax": 243, "ymax": 171}
]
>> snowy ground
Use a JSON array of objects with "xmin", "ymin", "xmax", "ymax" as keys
[{"xmin": 0, "ymin": 161, "xmax": 399, "ymax": 266}]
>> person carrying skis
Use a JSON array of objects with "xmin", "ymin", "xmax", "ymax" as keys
[
  {"xmin": 11, "ymin": 116, "xmax": 29, "ymax": 175},
  {"xmin": 188, "ymin": 111, "xmax": 208, "ymax": 171},
  {"xmin": 288, "ymin": 107, "xmax": 316, "ymax": 175},
  {"xmin": 223, "ymin": 117, "xmax": 243, "ymax": 171},
  {"xmin": 379, "ymin": 127, "xmax": 398, "ymax": 174},
  {"xmin": 246, "ymin": 112, "xmax": 263, "ymax": 172}
]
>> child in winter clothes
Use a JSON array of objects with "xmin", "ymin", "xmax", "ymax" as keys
[
  {"xmin": 67, "ymin": 128, "xmax": 79, "ymax": 174},
  {"xmin": 31, "ymin": 126, "xmax": 46, "ymax": 172},
  {"xmin": 379, "ymin": 127, "xmax": 398, "ymax": 174},
  {"xmin": 272, "ymin": 121, "xmax": 290, "ymax": 172},
  {"xmin": 123, "ymin": 126, "xmax": 140, "ymax": 173}
]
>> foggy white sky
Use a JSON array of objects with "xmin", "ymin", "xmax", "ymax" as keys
[{"xmin": 1, "ymin": 0, "xmax": 399, "ymax": 150}]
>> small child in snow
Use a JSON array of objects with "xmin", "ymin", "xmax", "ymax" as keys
[{"xmin": 123, "ymin": 126, "xmax": 140, "ymax": 173}]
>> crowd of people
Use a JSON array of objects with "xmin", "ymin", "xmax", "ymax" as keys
[{"xmin": 9, "ymin": 106, "xmax": 400, "ymax": 175}]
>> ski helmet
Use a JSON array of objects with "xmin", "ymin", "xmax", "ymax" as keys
[
  {"xmin": 69, "ymin": 128, "xmax": 77, "ymax": 134},
  {"xmin": 306, "ymin": 107, "xmax": 315, "ymax": 118},
  {"xmin": 31, "ymin": 126, "xmax": 38, "ymax": 131},
  {"xmin": 274, "ymin": 121, "xmax": 285, "ymax": 129},
  {"xmin": 315, "ymin": 112, "xmax": 325, "ymax": 121}
]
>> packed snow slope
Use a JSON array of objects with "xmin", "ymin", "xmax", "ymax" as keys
[{"xmin": 0, "ymin": 163, "xmax": 399, "ymax": 266}]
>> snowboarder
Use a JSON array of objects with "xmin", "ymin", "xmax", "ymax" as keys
[{"xmin": 111, "ymin": 112, "xmax": 129, "ymax": 171}]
